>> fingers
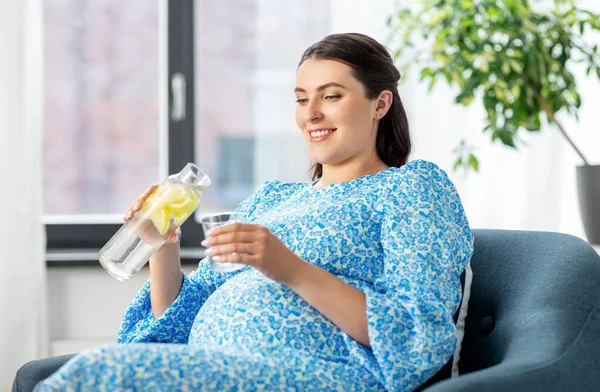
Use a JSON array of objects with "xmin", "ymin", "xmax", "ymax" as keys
[
  {"xmin": 123, "ymin": 184, "xmax": 159, "ymax": 222},
  {"xmin": 206, "ymin": 241, "xmax": 255, "ymax": 257},
  {"xmin": 201, "ymin": 230, "xmax": 256, "ymax": 247},
  {"xmin": 205, "ymin": 222, "xmax": 260, "ymax": 238},
  {"xmin": 167, "ymin": 227, "xmax": 181, "ymax": 243},
  {"xmin": 123, "ymin": 202, "xmax": 141, "ymax": 221},
  {"xmin": 141, "ymin": 184, "xmax": 158, "ymax": 199},
  {"xmin": 167, "ymin": 231, "xmax": 177, "ymax": 243},
  {"xmin": 211, "ymin": 252, "xmax": 252, "ymax": 265}
]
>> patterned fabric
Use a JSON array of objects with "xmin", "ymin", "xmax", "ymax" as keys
[{"xmin": 36, "ymin": 159, "xmax": 474, "ymax": 392}]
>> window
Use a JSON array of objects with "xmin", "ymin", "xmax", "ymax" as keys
[
  {"xmin": 43, "ymin": 0, "xmax": 161, "ymax": 218},
  {"xmin": 43, "ymin": 0, "xmax": 182, "ymax": 250},
  {"xmin": 44, "ymin": 0, "xmax": 333, "ymax": 254},
  {"xmin": 193, "ymin": 0, "xmax": 330, "ymax": 213}
]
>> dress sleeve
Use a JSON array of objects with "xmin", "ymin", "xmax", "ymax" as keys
[
  {"xmin": 116, "ymin": 180, "xmax": 278, "ymax": 344},
  {"xmin": 345, "ymin": 161, "xmax": 474, "ymax": 392},
  {"xmin": 116, "ymin": 259, "xmax": 230, "ymax": 344}
]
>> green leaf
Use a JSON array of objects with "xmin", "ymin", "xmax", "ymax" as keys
[
  {"xmin": 480, "ymin": 60, "xmax": 489, "ymax": 73},
  {"xmin": 522, "ymin": 19, "xmax": 539, "ymax": 32},
  {"xmin": 468, "ymin": 154, "xmax": 479, "ymax": 171},
  {"xmin": 509, "ymin": 60, "xmax": 523, "ymax": 73},
  {"xmin": 459, "ymin": 0, "xmax": 473, "ymax": 10},
  {"xmin": 511, "ymin": 85, "xmax": 521, "ymax": 100},
  {"xmin": 491, "ymin": 129, "xmax": 500, "ymax": 142},
  {"xmin": 453, "ymin": 157, "xmax": 463, "ymax": 171},
  {"xmin": 494, "ymin": 86, "xmax": 507, "ymax": 102},
  {"xmin": 571, "ymin": 90, "xmax": 582, "ymax": 107},
  {"xmin": 496, "ymin": 79, "xmax": 509, "ymax": 90},
  {"xmin": 499, "ymin": 131, "xmax": 517, "ymax": 148},
  {"xmin": 427, "ymin": 76, "xmax": 437, "ymax": 91},
  {"xmin": 444, "ymin": 72, "xmax": 453, "ymax": 85},
  {"xmin": 456, "ymin": 92, "xmax": 475, "ymax": 106}
]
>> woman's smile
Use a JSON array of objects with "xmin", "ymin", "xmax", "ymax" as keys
[{"xmin": 308, "ymin": 128, "xmax": 337, "ymax": 143}]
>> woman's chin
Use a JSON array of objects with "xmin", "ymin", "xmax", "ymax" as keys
[
  {"xmin": 309, "ymin": 152, "xmax": 334, "ymax": 165},
  {"xmin": 310, "ymin": 157, "xmax": 329, "ymax": 166}
]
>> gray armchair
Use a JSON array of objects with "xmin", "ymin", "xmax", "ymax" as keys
[
  {"xmin": 13, "ymin": 230, "xmax": 600, "ymax": 391},
  {"xmin": 423, "ymin": 229, "xmax": 600, "ymax": 391}
]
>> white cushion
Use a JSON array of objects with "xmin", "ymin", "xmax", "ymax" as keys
[{"xmin": 451, "ymin": 261, "xmax": 473, "ymax": 377}]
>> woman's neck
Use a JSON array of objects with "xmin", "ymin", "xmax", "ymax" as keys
[{"xmin": 314, "ymin": 158, "xmax": 389, "ymax": 188}]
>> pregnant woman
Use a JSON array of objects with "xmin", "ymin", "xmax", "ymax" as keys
[{"xmin": 34, "ymin": 33, "xmax": 474, "ymax": 392}]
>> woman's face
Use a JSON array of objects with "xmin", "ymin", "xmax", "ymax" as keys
[{"xmin": 294, "ymin": 59, "xmax": 382, "ymax": 168}]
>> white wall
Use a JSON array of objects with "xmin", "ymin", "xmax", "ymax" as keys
[{"xmin": 47, "ymin": 265, "xmax": 197, "ymax": 356}]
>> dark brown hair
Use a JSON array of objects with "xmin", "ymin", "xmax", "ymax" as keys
[{"xmin": 298, "ymin": 33, "xmax": 411, "ymax": 181}]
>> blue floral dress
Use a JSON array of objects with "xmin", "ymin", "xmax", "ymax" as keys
[{"xmin": 36, "ymin": 159, "xmax": 474, "ymax": 392}]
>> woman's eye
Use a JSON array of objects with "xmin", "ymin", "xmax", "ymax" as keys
[
  {"xmin": 325, "ymin": 95, "xmax": 341, "ymax": 100},
  {"xmin": 296, "ymin": 98, "xmax": 308, "ymax": 104}
]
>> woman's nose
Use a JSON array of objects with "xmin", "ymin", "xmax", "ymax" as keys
[{"xmin": 305, "ymin": 101, "xmax": 323, "ymax": 123}]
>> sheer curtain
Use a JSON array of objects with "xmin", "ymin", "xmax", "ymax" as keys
[
  {"xmin": 330, "ymin": 0, "xmax": 599, "ymax": 242},
  {"xmin": 0, "ymin": 0, "xmax": 48, "ymax": 388}
]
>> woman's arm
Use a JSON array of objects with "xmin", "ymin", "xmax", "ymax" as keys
[
  {"xmin": 148, "ymin": 240, "xmax": 183, "ymax": 318},
  {"xmin": 124, "ymin": 187, "xmax": 185, "ymax": 319}
]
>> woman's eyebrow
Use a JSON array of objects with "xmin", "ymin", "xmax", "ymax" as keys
[{"xmin": 294, "ymin": 82, "xmax": 347, "ymax": 93}]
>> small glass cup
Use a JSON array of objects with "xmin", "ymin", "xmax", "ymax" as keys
[{"xmin": 200, "ymin": 211, "xmax": 247, "ymax": 273}]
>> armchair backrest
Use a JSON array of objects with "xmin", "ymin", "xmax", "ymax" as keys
[{"xmin": 460, "ymin": 229, "xmax": 600, "ymax": 374}]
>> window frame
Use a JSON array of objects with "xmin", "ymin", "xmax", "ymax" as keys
[{"xmin": 46, "ymin": 0, "xmax": 203, "ymax": 261}]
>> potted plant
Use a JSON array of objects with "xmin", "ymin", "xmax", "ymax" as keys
[{"xmin": 387, "ymin": 0, "xmax": 600, "ymax": 244}]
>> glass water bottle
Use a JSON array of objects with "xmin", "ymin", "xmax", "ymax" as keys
[{"xmin": 99, "ymin": 163, "xmax": 211, "ymax": 280}]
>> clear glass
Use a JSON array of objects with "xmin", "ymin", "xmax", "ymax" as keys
[
  {"xmin": 200, "ymin": 211, "xmax": 247, "ymax": 273},
  {"xmin": 99, "ymin": 163, "xmax": 211, "ymax": 280},
  {"xmin": 43, "ymin": 0, "xmax": 160, "ymax": 216}
]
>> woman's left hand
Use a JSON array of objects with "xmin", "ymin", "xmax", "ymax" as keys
[{"xmin": 201, "ymin": 223, "xmax": 306, "ymax": 285}]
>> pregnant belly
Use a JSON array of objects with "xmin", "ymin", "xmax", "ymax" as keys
[{"xmin": 187, "ymin": 269, "xmax": 350, "ymax": 359}]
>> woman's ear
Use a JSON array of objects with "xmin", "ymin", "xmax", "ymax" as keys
[{"xmin": 374, "ymin": 90, "xmax": 393, "ymax": 119}]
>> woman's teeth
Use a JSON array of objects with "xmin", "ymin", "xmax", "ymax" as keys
[{"xmin": 310, "ymin": 129, "xmax": 334, "ymax": 137}]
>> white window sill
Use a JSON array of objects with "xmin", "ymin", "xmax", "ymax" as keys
[{"xmin": 46, "ymin": 247, "xmax": 206, "ymax": 266}]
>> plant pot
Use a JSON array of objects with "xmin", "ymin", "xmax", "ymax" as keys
[{"xmin": 576, "ymin": 164, "xmax": 600, "ymax": 245}]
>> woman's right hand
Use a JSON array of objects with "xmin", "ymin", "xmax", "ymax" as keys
[{"xmin": 123, "ymin": 184, "xmax": 181, "ymax": 244}]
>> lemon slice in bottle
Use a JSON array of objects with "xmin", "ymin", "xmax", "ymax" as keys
[
  {"xmin": 139, "ymin": 185, "xmax": 166, "ymax": 215},
  {"xmin": 150, "ymin": 206, "xmax": 171, "ymax": 235},
  {"xmin": 138, "ymin": 185, "xmax": 171, "ymax": 235},
  {"xmin": 168, "ymin": 186, "xmax": 199, "ymax": 226},
  {"xmin": 139, "ymin": 184, "xmax": 200, "ymax": 235}
]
